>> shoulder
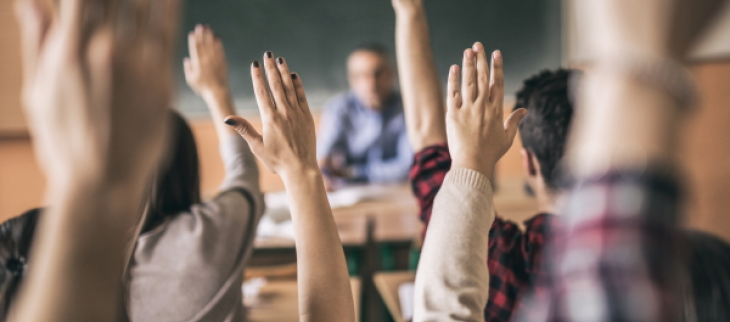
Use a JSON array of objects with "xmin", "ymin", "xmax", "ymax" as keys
[{"xmin": 488, "ymin": 213, "xmax": 556, "ymax": 254}]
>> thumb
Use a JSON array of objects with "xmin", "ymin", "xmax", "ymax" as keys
[
  {"xmin": 504, "ymin": 108, "xmax": 527, "ymax": 145},
  {"xmin": 14, "ymin": 0, "xmax": 50, "ymax": 84},
  {"xmin": 224, "ymin": 116, "xmax": 263, "ymax": 151}
]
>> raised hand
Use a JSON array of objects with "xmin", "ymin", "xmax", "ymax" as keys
[
  {"xmin": 16, "ymin": 0, "xmax": 178, "ymax": 189},
  {"xmin": 446, "ymin": 42, "xmax": 526, "ymax": 178},
  {"xmin": 224, "ymin": 53, "xmax": 318, "ymax": 179},
  {"xmin": 12, "ymin": 0, "xmax": 180, "ymax": 321},
  {"xmin": 183, "ymin": 24, "xmax": 229, "ymax": 98}
]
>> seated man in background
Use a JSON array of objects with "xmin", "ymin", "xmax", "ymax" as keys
[
  {"xmin": 391, "ymin": 0, "xmax": 573, "ymax": 320},
  {"xmin": 317, "ymin": 44, "xmax": 413, "ymax": 189}
]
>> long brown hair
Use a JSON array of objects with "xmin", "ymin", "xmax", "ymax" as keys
[{"xmin": 143, "ymin": 111, "xmax": 201, "ymax": 232}]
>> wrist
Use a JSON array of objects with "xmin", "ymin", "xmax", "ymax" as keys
[
  {"xmin": 451, "ymin": 159, "xmax": 494, "ymax": 182},
  {"xmin": 280, "ymin": 164, "xmax": 322, "ymax": 184},
  {"xmin": 201, "ymin": 86, "xmax": 231, "ymax": 104}
]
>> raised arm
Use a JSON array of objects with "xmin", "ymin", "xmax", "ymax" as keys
[
  {"xmin": 183, "ymin": 25, "xmax": 259, "ymax": 193},
  {"xmin": 538, "ymin": 0, "xmax": 727, "ymax": 321},
  {"xmin": 183, "ymin": 24, "xmax": 237, "ymax": 139},
  {"xmin": 392, "ymin": 0, "xmax": 447, "ymax": 151},
  {"xmin": 414, "ymin": 43, "xmax": 525, "ymax": 322},
  {"xmin": 224, "ymin": 53, "xmax": 355, "ymax": 322},
  {"xmin": 11, "ymin": 0, "xmax": 178, "ymax": 321}
]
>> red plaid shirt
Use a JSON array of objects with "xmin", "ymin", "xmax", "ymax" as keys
[
  {"xmin": 412, "ymin": 144, "xmax": 683, "ymax": 322},
  {"xmin": 410, "ymin": 144, "xmax": 558, "ymax": 322}
]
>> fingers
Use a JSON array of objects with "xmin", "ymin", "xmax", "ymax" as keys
[
  {"xmin": 153, "ymin": 0, "xmax": 181, "ymax": 58},
  {"xmin": 291, "ymin": 72, "xmax": 311, "ymax": 113},
  {"xmin": 263, "ymin": 51, "xmax": 289, "ymax": 112},
  {"xmin": 489, "ymin": 50, "xmax": 505, "ymax": 110},
  {"xmin": 504, "ymin": 108, "xmax": 528, "ymax": 148},
  {"xmin": 489, "ymin": 50, "xmax": 505, "ymax": 121},
  {"xmin": 224, "ymin": 116, "xmax": 264, "ymax": 152},
  {"xmin": 14, "ymin": 0, "xmax": 50, "ymax": 84},
  {"xmin": 275, "ymin": 57, "xmax": 299, "ymax": 109},
  {"xmin": 472, "ymin": 42, "xmax": 490, "ymax": 102},
  {"xmin": 460, "ymin": 48, "xmax": 477, "ymax": 104},
  {"xmin": 251, "ymin": 60, "xmax": 276, "ymax": 118},
  {"xmin": 58, "ymin": 0, "xmax": 83, "ymax": 42},
  {"xmin": 446, "ymin": 65, "xmax": 462, "ymax": 112},
  {"xmin": 187, "ymin": 30, "xmax": 200, "ymax": 64}
]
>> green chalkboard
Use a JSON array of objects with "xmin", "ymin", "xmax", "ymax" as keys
[{"xmin": 175, "ymin": 0, "xmax": 562, "ymax": 116}]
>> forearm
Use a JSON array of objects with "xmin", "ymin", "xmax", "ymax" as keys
[
  {"xmin": 203, "ymin": 88, "xmax": 239, "ymax": 139},
  {"xmin": 281, "ymin": 169, "xmax": 356, "ymax": 322},
  {"xmin": 395, "ymin": 5, "xmax": 447, "ymax": 151},
  {"xmin": 12, "ymin": 179, "xmax": 146, "ymax": 322},
  {"xmin": 568, "ymin": 64, "xmax": 682, "ymax": 178},
  {"xmin": 414, "ymin": 168, "xmax": 493, "ymax": 322}
]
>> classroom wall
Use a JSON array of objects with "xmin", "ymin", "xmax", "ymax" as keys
[
  {"xmin": 0, "ymin": 107, "xmax": 524, "ymax": 219},
  {"xmin": 4, "ymin": 63, "xmax": 730, "ymax": 237}
]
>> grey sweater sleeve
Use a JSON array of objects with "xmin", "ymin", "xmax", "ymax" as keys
[
  {"xmin": 413, "ymin": 168, "xmax": 495, "ymax": 322},
  {"xmin": 219, "ymin": 133, "xmax": 261, "ymax": 197}
]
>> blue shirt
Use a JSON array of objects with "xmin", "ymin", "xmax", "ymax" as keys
[{"xmin": 317, "ymin": 91, "xmax": 413, "ymax": 184}]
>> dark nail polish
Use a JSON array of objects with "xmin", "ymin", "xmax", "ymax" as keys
[
  {"xmin": 224, "ymin": 119, "xmax": 236, "ymax": 126},
  {"xmin": 265, "ymin": 51, "xmax": 273, "ymax": 58},
  {"xmin": 252, "ymin": 60, "xmax": 260, "ymax": 68},
  {"xmin": 291, "ymin": 73, "xmax": 298, "ymax": 80},
  {"xmin": 277, "ymin": 57, "xmax": 284, "ymax": 64}
]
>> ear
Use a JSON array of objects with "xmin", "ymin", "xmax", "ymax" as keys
[{"xmin": 521, "ymin": 148, "xmax": 537, "ymax": 177}]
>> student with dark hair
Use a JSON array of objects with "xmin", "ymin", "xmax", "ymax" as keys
[
  {"xmin": 317, "ymin": 42, "xmax": 413, "ymax": 189},
  {"xmin": 409, "ymin": 0, "xmax": 728, "ymax": 321},
  {"xmin": 124, "ymin": 25, "xmax": 264, "ymax": 322},
  {"xmin": 515, "ymin": 69, "xmax": 576, "ymax": 195},
  {"xmin": 391, "ymin": 0, "xmax": 573, "ymax": 320},
  {"xmin": 11, "ymin": 1, "xmax": 355, "ymax": 321}
]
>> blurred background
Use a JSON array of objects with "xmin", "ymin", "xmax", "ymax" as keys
[
  {"xmin": 175, "ymin": 0, "xmax": 562, "ymax": 116},
  {"xmin": 1, "ymin": 2, "xmax": 730, "ymax": 320}
]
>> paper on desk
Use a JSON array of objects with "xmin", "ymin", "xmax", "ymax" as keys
[
  {"xmin": 242, "ymin": 277, "xmax": 267, "ymax": 307},
  {"xmin": 263, "ymin": 184, "xmax": 406, "ymax": 223},
  {"xmin": 257, "ymin": 184, "xmax": 407, "ymax": 240},
  {"xmin": 399, "ymin": 282, "xmax": 415, "ymax": 322}
]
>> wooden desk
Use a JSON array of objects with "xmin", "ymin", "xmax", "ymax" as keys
[
  {"xmin": 373, "ymin": 271, "xmax": 416, "ymax": 322},
  {"xmin": 247, "ymin": 278, "xmax": 361, "ymax": 322},
  {"xmin": 254, "ymin": 215, "xmax": 369, "ymax": 249}
]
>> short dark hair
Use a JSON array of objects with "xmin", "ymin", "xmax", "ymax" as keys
[
  {"xmin": 685, "ymin": 230, "xmax": 730, "ymax": 322},
  {"xmin": 513, "ymin": 69, "xmax": 577, "ymax": 190},
  {"xmin": 0, "ymin": 208, "xmax": 41, "ymax": 319}
]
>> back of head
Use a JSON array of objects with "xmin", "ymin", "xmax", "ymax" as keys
[
  {"xmin": 144, "ymin": 111, "xmax": 201, "ymax": 232},
  {"xmin": 685, "ymin": 230, "xmax": 730, "ymax": 322},
  {"xmin": 514, "ymin": 69, "xmax": 577, "ymax": 190},
  {"xmin": 0, "ymin": 208, "xmax": 41, "ymax": 321}
]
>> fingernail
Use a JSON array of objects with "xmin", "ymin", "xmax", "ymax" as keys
[
  {"xmin": 291, "ymin": 73, "xmax": 298, "ymax": 80},
  {"xmin": 494, "ymin": 50, "xmax": 502, "ymax": 60},
  {"xmin": 265, "ymin": 51, "xmax": 273, "ymax": 58},
  {"xmin": 472, "ymin": 42, "xmax": 483, "ymax": 52},
  {"xmin": 277, "ymin": 57, "xmax": 284, "ymax": 64},
  {"xmin": 224, "ymin": 119, "xmax": 236, "ymax": 126},
  {"xmin": 252, "ymin": 60, "xmax": 260, "ymax": 68},
  {"xmin": 465, "ymin": 49, "xmax": 474, "ymax": 58}
]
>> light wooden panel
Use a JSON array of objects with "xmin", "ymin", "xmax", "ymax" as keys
[{"xmin": 0, "ymin": 0, "xmax": 26, "ymax": 136}]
